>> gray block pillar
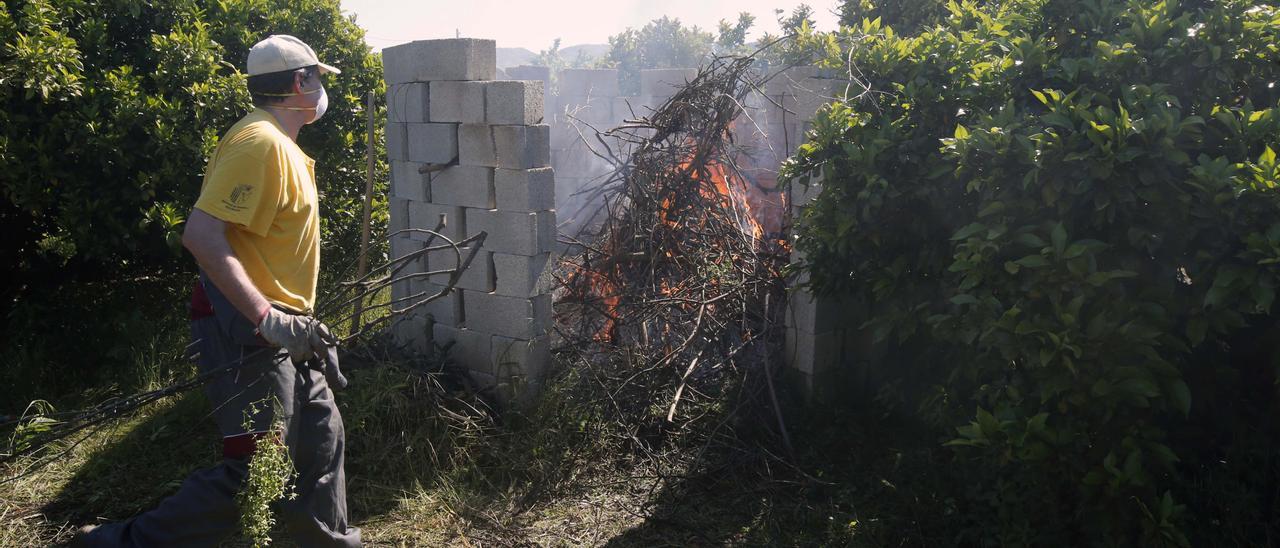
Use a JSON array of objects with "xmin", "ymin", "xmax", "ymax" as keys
[{"xmin": 383, "ymin": 39, "xmax": 555, "ymax": 406}]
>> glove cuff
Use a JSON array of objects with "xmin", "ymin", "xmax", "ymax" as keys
[{"xmin": 254, "ymin": 303, "xmax": 273, "ymax": 326}]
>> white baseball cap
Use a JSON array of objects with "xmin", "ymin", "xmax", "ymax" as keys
[{"xmin": 247, "ymin": 34, "xmax": 340, "ymax": 76}]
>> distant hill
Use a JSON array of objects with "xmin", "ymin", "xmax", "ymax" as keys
[
  {"xmin": 497, "ymin": 47, "xmax": 537, "ymax": 69},
  {"xmin": 560, "ymin": 44, "xmax": 610, "ymax": 64},
  {"xmin": 496, "ymin": 44, "xmax": 610, "ymax": 69}
]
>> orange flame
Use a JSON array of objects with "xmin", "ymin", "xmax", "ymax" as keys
[{"xmin": 570, "ymin": 135, "xmax": 790, "ymax": 344}]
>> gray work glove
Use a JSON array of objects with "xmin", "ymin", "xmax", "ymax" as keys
[
  {"xmin": 257, "ymin": 308, "xmax": 330, "ymax": 364},
  {"xmin": 310, "ymin": 340, "xmax": 349, "ymax": 390}
]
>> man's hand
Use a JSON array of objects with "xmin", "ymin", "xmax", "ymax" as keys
[{"xmin": 257, "ymin": 308, "xmax": 331, "ymax": 363}]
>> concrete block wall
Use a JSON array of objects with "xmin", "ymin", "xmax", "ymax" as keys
[
  {"xmin": 784, "ymin": 166, "xmax": 855, "ymax": 398},
  {"xmin": 384, "ymin": 39, "xmax": 555, "ymax": 405},
  {"xmin": 388, "ymin": 51, "xmax": 841, "ymax": 398}
]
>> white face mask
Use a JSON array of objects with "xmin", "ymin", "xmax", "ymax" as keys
[
  {"xmin": 259, "ymin": 82, "xmax": 327, "ymax": 123},
  {"xmin": 310, "ymin": 86, "xmax": 328, "ymax": 124}
]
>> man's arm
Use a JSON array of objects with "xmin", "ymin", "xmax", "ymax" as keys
[{"xmin": 182, "ymin": 208, "xmax": 272, "ymax": 323}]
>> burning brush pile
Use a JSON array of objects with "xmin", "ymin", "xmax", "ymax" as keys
[{"xmin": 554, "ymin": 56, "xmax": 792, "ymax": 451}]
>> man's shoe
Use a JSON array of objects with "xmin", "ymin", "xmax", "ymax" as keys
[{"xmin": 68, "ymin": 524, "xmax": 97, "ymax": 547}]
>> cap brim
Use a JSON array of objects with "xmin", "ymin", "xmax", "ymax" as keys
[{"xmin": 317, "ymin": 62, "xmax": 341, "ymax": 75}]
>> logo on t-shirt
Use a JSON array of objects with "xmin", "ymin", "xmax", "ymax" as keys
[{"xmin": 223, "ymin": 184, "xmax": 254, "ymax": 212}]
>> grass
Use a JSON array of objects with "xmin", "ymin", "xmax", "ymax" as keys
[{"xmin": 0, "ymin": 325, "xmax": 963, "ymax": 547}]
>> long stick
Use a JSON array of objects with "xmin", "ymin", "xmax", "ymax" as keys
[{"xmin": 352, "ymin": 90, "xmax": 377, "ymax": 332}]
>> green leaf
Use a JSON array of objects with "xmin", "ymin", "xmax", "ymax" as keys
[
  {"xmin": 951, "ymin": 222, "xmax": 986, "ymax": 241},
  {"xmin": 1015, "ymin": 233, "xmax": 1047, "ymax": 248},
  {"xmin": 1031, "ymin": 89, "xmax": 1049, "ymax": 105},
  {"xmin": 976, "ymin": 407, "xmax": 999, "ymax": 437},
  {"xmin": 977, "ymin": 201, "xmax": 1005, "ymax": 217},
  {"xmin": 1168, "ymin": 379, "xmax": 1191, "ymax": 416},
  {"xmin": 1015, "ymin": 254, "xmax": 1050, "ymax": 268},
  {"xmin": 950, "ymin": 294, "xmax": 980, "ymax": 306},
  {"xmin": 1051, "ymin": 223, "xmax": 1068, "ymax": 256},
  {"xmin": 954, "ymin": 124, "xmax": 970, "ymax": 139},
  {"xmin": 1185, "ymin": 317, "xmax": 1207, "ymax": 345}
]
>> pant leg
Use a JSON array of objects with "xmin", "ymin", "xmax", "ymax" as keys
[
  {"xmin": 84, "ymin": 318, "xmax": 360, "ymax": 547},
  {"xmin": 278, "ymin": 366, "xmax": 361, "ymax": 547},
  {"xmin": 82, "ymin": 317, "xmax": 293, "ymax": 547}
]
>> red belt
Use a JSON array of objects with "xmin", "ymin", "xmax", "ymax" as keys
[
  {"xmin": 223, "ymin": 431, "xmax": 273, "ymax": 459},
  {"xmin": 190, "ymin": 280, "xmax": 214, "ymax": 320}
]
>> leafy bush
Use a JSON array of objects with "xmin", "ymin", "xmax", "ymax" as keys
[
  {"xmin": 785, "ymin": 0, "xmax": 1280, "ymax": 543},
  {"xmin": 0, "ymin": 0, "xmax": 386, "ymax": 405}
]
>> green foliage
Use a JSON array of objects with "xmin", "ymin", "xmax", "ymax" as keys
[
  {"xmin": 757, "ymin": 5, "xmax": 837, "ymax": 69},
  {"xmin": 0, "ymin": 0, "xmax": 385, "ymax": 405},
  {"xmin": 602, "ymin": 16, "xmax": 717, "ymax": 95},
  {"xmin": 716, "ymin": 12, "xmax": 756, "ymax": 51},
  {"xmin": 839, "ymin": 0, "xmax": 952, "ymax": 33},
  {"xmin": 784, "ymin": 0, "xmax": 1280, "ymax": 543},
  {"xmin": 236, "ymin": 399, "xmax": 296, "ymax": 547}
]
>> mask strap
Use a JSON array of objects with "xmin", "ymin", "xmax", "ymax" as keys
[{"xmin": 254, "ymin": 87, "xmax": 323, "ymax": 97}]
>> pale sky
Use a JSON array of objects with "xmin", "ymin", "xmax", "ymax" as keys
[{"xmin": 340, "ymin": 0, "xmax": 841, "ymax": 52}]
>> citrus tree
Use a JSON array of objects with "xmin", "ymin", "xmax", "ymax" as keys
[
  {"xmin": 0, "ymin": 0, "xmax": 384, "ymax": 403},
  {"xmin": 785, "ymin": 0, "xmax": 1280, "ymax": 543}
]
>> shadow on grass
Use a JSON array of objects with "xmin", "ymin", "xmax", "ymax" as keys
[
  {"xmin": 38, "ymin": 391, "xmax": 221, "ymax": 534},
  {"xmin": 597, "ymin": 388, "xmax": 961, "ymax": 547}
]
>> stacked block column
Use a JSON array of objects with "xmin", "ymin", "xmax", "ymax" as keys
[{"xmin": 384, "ymin": 39, "xmax": 555, "ymax": 404}]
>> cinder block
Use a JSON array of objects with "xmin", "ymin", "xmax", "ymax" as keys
[
  {"xmin": 429, "ymin": 165, "xmax": 494, "ymax": 209},
  {"xmin": 763, "ymin": 66, "xmax": 819, "ymax": 95},
  {"xmin": 548, "ymin": 125, "xmax": 571, "ymax": 151},
  {"xmin": 492, "ymin": 252, "xmax": 551, "ymax": 297},
  {"xmin": 425, "ymin": 245, "xmax": 494, "ymax": 292},
  {"xmin": 492, "ymin": 124, "xmax": 550, "ymax": 169},
  {"xmin": 387, "ymin": 122, "xmax": 408, "ymax": 162},
  {"xmin": 391, "ymin": 272, "xmax": 411, "ymax": 312},
  {"xmin": 493, "ymin": 167, "xmax": 555, "ymax": 212},
  {"xmin": 392, "ymin": 312, "xmax": 430, "ymax": 354},
  {"xmin": 505, "ymin": 65, "xmax": 550, "ymax": 81},
  {"xmin": 789, "ymin": 169, "xmax": 823, "ymax": 206},
  {"xmin": 406, "ymin": 123, "xmax": 458, "ymax": 164},
  {"xmin": 408, "ymin": 201, "xmax": 465, "ymax": 242},
  {"xmin": 386, "ymin": 82, "xmax": 429, "ymax": 123},
  {"xmin": 428, "ymin": 81, "xmax": 485, "ymax": 123},
  {"xmin": 485, "ymin": 81, "xmax": 543, "ymax": 125},
  {"xmin": 559, "ymin": 69, "xmax": 620, "ymax": 97},
  {"xmin": 390, "ymin": 161, "xmax": 430, "ymax": 202},
  {"xmin": 640, "ymin": 68, "xmax": 698, "ymax": 97},
  {"xmin": 784, "ymin": 327, "xmax": 840, "ymax": 377},
  {"xmin": 431, "ymin": 324, "xmax": 493, "ymax": 373},
  {"xmin": 463, "ymin": 291, "xmax": 552, "ymax": 339},
  {"xmin": 388, "ymin": 197, "xmax": 409, "ymax": 234},
  {"xmin": 783, "ymin": 83, "xmax": 834, "ymax": 122},
  {"xmin": 465, "ymin": 208, "xmax": 554, "ymax": 255},
  {"xmin": 505, "ymin": 65, "xmax": 551, "ymax": 99},
  {"xmin": 550, "ymin": 148, "xmax": 610, "ymax": 179},
  {"xmin": 409, "ymin": 282, "xmax": 463, "ymax": 327},
  {"xmin": 553, "ymin": 94, "xmax": 613, "ymax": 125},
  {"xmin": 381, "ymin": 38, "xmax": 496, "ymax": 84},
  {"xmin": 458, "ymin": 124, "xmax": 496, "ymax": 167},
  {"xmin": 491, "ymin": 334, "xmax": 551, "ymax": 382},
  {"xmin": 612, "ymin": 97, "xmax": 643, "ymax": 120},
  {"xmin": 390, "ymin": 235, "xmax": 425, "ymax": 272}
]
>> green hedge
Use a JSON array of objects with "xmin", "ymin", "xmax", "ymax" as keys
[
  {"xmin": 785, "ymin": 0, "xmax": 1280, "ymax": 544},
  {"xmin": 0, "ymin": 0, "xmax": 385, "ymax": 404}
]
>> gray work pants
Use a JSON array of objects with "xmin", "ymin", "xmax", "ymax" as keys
[{"xmin": 82, "ymin": 317, "xmax": 361, "ymax": 547}]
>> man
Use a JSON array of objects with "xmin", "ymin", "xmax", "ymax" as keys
[{"xmin": 78, "ymin": 35, "xmax": 361, "ymax": 547}]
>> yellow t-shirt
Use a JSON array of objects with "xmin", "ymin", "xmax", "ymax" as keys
[{"xmin": 194, "ymin": 109, "xmax": 320, "ymax": 313}]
